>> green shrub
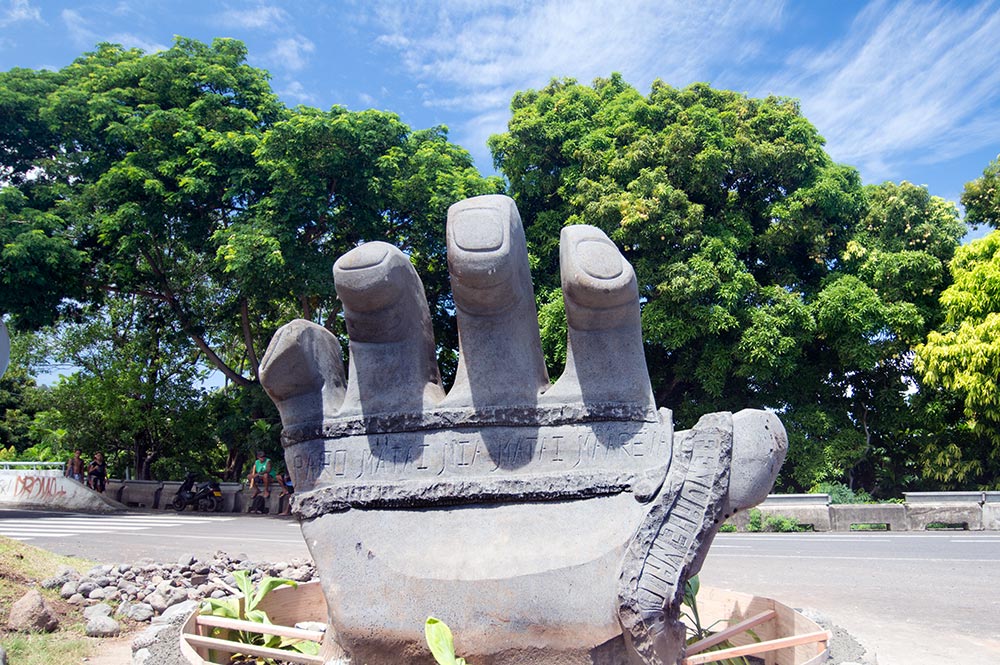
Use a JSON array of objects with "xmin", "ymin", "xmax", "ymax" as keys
[
  {"xmin": 809, "ymin": 481, "xmax": 873, "ymax": 504},
  {"xmin": 746, "ymin": 508, "xmax": 763, "ymax": 532},
  {"xmin": 762, "ymin": 514, "xmax": 805, "ymax": 532},
  {"xmin": 718, "ymin": 522, "xmax": 737, "ymax": 533}
]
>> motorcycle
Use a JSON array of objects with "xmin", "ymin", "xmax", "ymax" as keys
[{"xmin": 171, "ymin": 472, "xmax": 223, "ymax": 512}]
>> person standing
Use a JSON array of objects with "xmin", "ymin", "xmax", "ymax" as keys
[
  {"xmin": 65, "ymin": 449, "xmax": 85, "ymax": 482},
  {"xmin": 87, "ymin": 452, "xmax": 107, "ymax": 493}
]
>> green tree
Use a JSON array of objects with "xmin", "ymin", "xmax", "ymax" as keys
[
  {"xmin": 490, "ymin": 76, "xmax": 964, "ymax": 494},
  {"xmin": 1, "ymin": 37, "xmax": 499, "ymax": 478},
  {"xmin": 32, "ymin": 295, "xmax": 217, "ymax": 479},
  {"xmin": 915, "ymin": 230, "xmax": 1000, "ymax": 487}
]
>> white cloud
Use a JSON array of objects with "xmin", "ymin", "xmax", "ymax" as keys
[
  {"xmin": 268, "ymin": 35, "xmax": 315, "ymax": 71},
  {"xmin": 60, "ymin": 9, "xmax": 166, "ymax": 53},
  {"xmin": 107, "ymin": 32, "xmax": 168, "ymax": 54},
  {"xmin": 0, "ymin": 0, "xmax": 41, "ymax": 27},
  {"xmin": 367, "ymin": 0, "xmax": 785, "ymax": 160},
  {"xmin": 762, "ymin": 0, "xmax": 1000, "ymax": 182},
  {"xmin": 279, "ymin": 80, "xmax": 319, "ymax": 105},
  {"xmin": 215, "ymin": 5, "xmax": 288, "ymax": 30},
  {"xmin": 60, "ymin": 8, "xmax": 94, "ymax": 47}
]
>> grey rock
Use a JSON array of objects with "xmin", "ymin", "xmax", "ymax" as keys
[
  {"xmin": 177, "ymin": 554, "xmax": 196, "ymax": 567},
  {"xmin": 127, "ymin": 603, "xmax": 156, "ymax": 622},
  {"xmin": 7, "ymin": 589, "xmax": 59, "ymax": 632},
  {"xmin": 0, "ymin": 644, "xmax": 6, "ymax": 665},
  {"xmin": 68, "ymin": 593, "xmax": 86, "ymax": 605},
  {"xmin": 76, "ymin": 580, "xmax": 97, "ymax": 596},
  {"xmin": 88, "ymin": 586, "xmax": 108, "ymax": 600},
  {"xmin": 154, "ymin": 599, "xmax": 198, "ymax": 626},
  {"xmin": 146, "ymin": 591, "xmax": 168, "ymax": 614},
  {"xmin": 86, "ymin": 614, "xmax": 120, "ymax": 637},
  {"xmin": 131, "ymin": 647, "xmax": 151, "ymax": 665},
  {"xmin": 59, "ymin": 580, "xmax": 78, "ymax": 598},
  {"xmin": 131, "ymin": 623, "xmax": 172, "ymax": 649},
  {"xmin": 83, "ymin": 602, "xmax": 113, "ymax": 619}
]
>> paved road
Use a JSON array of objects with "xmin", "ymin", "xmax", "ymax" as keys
[
  {"xmin": 0, "ymin": 509, "xmax": 309, "ymax": 562},
  {"xmin": 4, "ymin": 509, "xmax": 998, "ymax": 664},
  {"xmin": 701, "ymin": 531, "xmax": 1000, "ymax": 665}
]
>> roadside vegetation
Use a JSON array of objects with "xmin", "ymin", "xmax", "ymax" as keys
[
  {"xmin": 0, "ymin": 536, "xmax": 100, "ymax": 664},
  {"xmin": 1, "ymin": 37, "xmax": 999, "ymax": 498}
]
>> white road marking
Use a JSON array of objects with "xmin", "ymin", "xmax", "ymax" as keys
[
  {"xmin": 0, "ymin": 513, "xmax": 235, "ymax": 541},
  {"xmin": 710, "ymin": 553, "xmax": 1000, "ymax": 563}
]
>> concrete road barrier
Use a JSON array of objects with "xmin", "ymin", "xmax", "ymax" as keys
[
  {"xmin": 119, "ymin": 480, "xmax": 163, "ymax": 509},
  {"xmin": 830, "ymin": 503, "xmax": 907, "ymax": 531},
  {"xmin": 759, "ymin": 493, "xmax": 832, "ymax": 531},
  {"xmin": 904, "ymin": 491, "xmax": 984, "ymax": 531},
  {"xmin": 983, "ymin": 492, "xmax": 1000, "ymax": 531}
]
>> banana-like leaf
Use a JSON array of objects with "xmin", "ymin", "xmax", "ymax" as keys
[
  {"xmin": 200, "ymin": 597, "xmax": 239, "ymax": 619},
  {"xmin": 248, "ymin": 576, "xmax": 297, "ymax": 612},
  {"xmin": 425, "ymin": 617, "xmax": 465, "ymax": 665}
]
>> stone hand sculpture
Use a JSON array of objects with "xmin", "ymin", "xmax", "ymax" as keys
[{"xmin": 259, "ymin": 195, "xmax": 787, "ymax": 665}]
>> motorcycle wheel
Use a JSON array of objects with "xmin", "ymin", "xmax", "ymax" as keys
[
  {"xmin": 199, "ymin": 496, "xmax": 219, "ymax": 513},
  {"xmin": 171, "ymin": 496, "xmax": 186, "ymax": 512}
]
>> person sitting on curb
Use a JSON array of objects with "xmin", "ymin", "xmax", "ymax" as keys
[
  {"xmin": 65, "ymin": 448, "xmax": 85, "ymax": 482},
  {"xmin": 88, "ymin": 452, "xmax": 107, "ymax": 493},
  {"xmin": 247, "ymin": 450, "xmax": 276, "ymax": 498},
  {"xmin": 275, "ymin": 468, "xmax": 294, "ymax": 516}
]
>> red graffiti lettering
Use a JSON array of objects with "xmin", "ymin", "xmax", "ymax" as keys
[{"xmin": 14, "ymin": 475, "xmax": 67, "ymax": 500}]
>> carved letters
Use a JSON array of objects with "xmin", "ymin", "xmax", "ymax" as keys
[{"xmin": 285, "ymin": 421, "xmax": 672, "ymax": 492}]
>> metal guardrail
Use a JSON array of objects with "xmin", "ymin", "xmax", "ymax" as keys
[{"xmin": 0, "ymin": 461, "xmax": 66, "ymax": 470}]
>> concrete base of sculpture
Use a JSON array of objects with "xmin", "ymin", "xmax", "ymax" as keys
[{"xmin": 261, "ymin": 195, "xmax": 787, "ymax": 664}]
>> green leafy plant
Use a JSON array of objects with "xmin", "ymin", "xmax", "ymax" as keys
[
  {"xmin": 681, "ymin": 575, "xmax": 755, "ymax": 665},
  {"xmin": 809, "ymin": 481, "xmax": 873, "ymax": 504},
  {"xmin": 718, "ymin": 522, "xmax": 737, "ymax": 533},
  {"xmin": 746, "ymin": 508, "xmax": 763, "ymax": 532},
  {"xmin": 425, "ymin": 617, "xmax": 467, "ymax": 665},
  {"xmin": 199, "ymin": 569, "xmax": 320, "ymax": 663}
]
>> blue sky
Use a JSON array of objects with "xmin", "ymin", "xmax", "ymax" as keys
[{"xmin": 3, "ymin": 0, "xmax": 1000, "ymax": 216}]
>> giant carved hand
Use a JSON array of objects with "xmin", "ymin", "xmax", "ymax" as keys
[{"xmin": 260, "ymin": 195, "xmax": 787, "ymax": 665}]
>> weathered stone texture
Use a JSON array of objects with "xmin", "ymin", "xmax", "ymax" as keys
[{"xmin": 260, "ymin": 195, "xmax": 788, "ymax": 664}]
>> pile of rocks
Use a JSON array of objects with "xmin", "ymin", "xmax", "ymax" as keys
[{"xmin": 38, "ymin": 550, "xmax": 316, "ymax": 637}]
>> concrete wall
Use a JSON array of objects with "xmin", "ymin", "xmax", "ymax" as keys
[
  {"xmin": 725, "ymin": 491, "xmax": 997, "ymax": 531},
  {"xmin": 0, "ymin": 468, "xmax": 125, "ymax": 513}
]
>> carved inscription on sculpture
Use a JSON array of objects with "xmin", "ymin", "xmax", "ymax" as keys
[{"xmin": 286, "ymin": 420, "xmax": 672, "ymax": 491}]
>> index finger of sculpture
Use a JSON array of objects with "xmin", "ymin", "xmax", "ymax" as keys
[
  {"xmin": 440, "ymin": 195, "xmax": 549, "ymax": 408},
  {"xmin": 333, "ymin": 242, "xmax": 444, "ymax": 418}
]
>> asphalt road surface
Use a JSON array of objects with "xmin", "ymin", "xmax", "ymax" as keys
[
  {"xmin": 699, "ymin": 531, "xmax": 1000, "ymax": 665},
  {"xmin": 3, "ymin": 509, "xmax": 997, "ymax": 664}
]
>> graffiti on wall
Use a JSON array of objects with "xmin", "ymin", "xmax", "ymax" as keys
[{"xmin": 12, "ymin": 474, "xmax": 67, "ymax": 501}]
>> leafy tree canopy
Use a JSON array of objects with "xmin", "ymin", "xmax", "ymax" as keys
[{"xmin": 490, "ymin": 75, "xmax": 966, "ymax": 493}]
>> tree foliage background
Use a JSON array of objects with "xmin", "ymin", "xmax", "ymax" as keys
[{"xmin": 1, "ymin": 42, "xmax": 996, "ymax": 492}]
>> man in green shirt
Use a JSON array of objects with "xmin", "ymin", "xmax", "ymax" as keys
[{"xmin": 248, "ymin": 450, "xmax": 276, "ymax": 498}]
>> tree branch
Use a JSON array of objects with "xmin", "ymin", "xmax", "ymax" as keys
[
  {"xmin": 240, "ymin": 297, "xmax": 260, "ymax": 380},
  {"xmin": 140, "ymin": 248, "xmax": 251, "ymax": 387}
]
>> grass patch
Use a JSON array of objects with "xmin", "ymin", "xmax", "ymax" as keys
[
  {"xmin": 2, "ymin": 633, "xmax": 91, "ymax": 665},
  {"xmin": 849, "ymin": 523, "xmax": 888, "ymax": 531},
  {"xmin": 925, "ymin": 521, "xmax": 968, "ymax": 530},
  {"xmin": 0, "ymin": 536, "xmax": 102, "ymax": 662}
]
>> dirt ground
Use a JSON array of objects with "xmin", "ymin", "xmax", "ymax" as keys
[{"xmin": 81, "ymin": 630, "xmax": 140, "ymax": 664}]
